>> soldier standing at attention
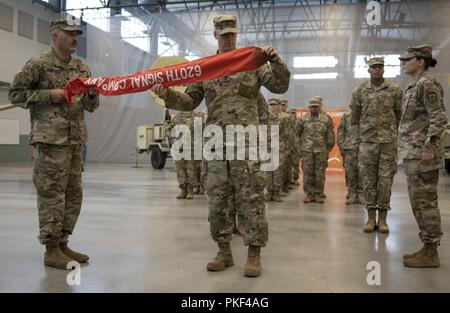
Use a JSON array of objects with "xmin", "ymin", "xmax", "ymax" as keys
[
  {"xmin": 295, "ymin": 97, "xmax": 335, "ymax": 203},
  {"xmin": 399, "ymin": 45, "xmax": 447, "ymax": 268},
  {"xmin": 265, "ymin": 98, "xmax": 288, "ymax": 202},
  {"xmin": 8, "ymin": 19, "xmax": 99, "ymax": 270},
  {"xmin": 278, "ymin": 100, "xmax": 293, "ymax": 194},
  {"xmin": 172, "ymin": 111, "xmax": 196, "ymax": 200},
  {"xmin": 350, "ymin": 57, "xmax": 402, "ymax": 234},
  {"xmin": 289, "ymin": 108, "xmax": 301, "ymax": 186},
  {"xmin": 337, "ymin": 109, "xmax": 362, "ymax": 204},
  {"xmin": 151, "ymin": 15, "xmax": 290, "ymax": 277}
]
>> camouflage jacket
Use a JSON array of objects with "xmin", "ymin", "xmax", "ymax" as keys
[
  {"xmin": 350, "ymin": 79, "xmax": 402, "ymax": 144},
  {"xmin": 270, "ymin": 111, "xmax": 290, "ymax": 152},
  {"xmin": 8, "ymin": 48, "xmax": 99, "ymax": 145},
  {"xmin": 295, "ymin": 111, "xmax": 335, "ymax": 153},
  {"xmin": 337, "ymin": 110, "xmax": 357, "ymax": 151},
  {"xmin": 399, "ymin": 71, "xmax": 448, "ymax": 174}
]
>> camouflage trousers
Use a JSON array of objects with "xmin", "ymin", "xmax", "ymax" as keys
[
  {"xmin": 206, "ymin": 160, "xmax": 268, "ymax": 247},
  {"xmin": 359, "ymin": 142, "xmax": 397, "ymax": 211},
  {"xmin": 265, "ymin": 163, "xmax": 284, "ymax": 193},
  {"xmin": 33, "ymin": 143, "xmax": 83, "ymax": 245},
  {"xmin": 301, "ymin": 151, "xmax": 328, "ymax": 195},
  {"xmin": 406, "ymin": 169, "xmax": 443, "ymax": 244},
  {"xmin": 193, "ymin": 160, "xmax": 202, "ymax": 188},
  {"xmin": 175, "ymin": 159, "xmax": 196, "ymax": 188},
  {"xmin": 292, "ymin": 155, "xmax": 300, "ymax": 182},
  {"xmin": 284, "ymin": 153, "xmax": 293, "ymax": 187},
  {"xmin": 341, "ymin": 149, "xmax": 362, "ymax": 193}
]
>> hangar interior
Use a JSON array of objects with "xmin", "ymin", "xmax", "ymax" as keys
[{"xmin": 0, "ymin": 0, "xmax": 450, "ymax": 292}]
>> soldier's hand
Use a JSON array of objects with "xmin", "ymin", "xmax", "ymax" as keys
[
  {"xmin": 87, "ymin": 87, "xmax": 98, "ymax": 97},
  {"xmin": 151, "ymin": 84, "xmax": 168, "ymax": 97},
  {"xmin": 261, "ymin": 46, "xmax": 278, "ymax": 61},
  {"xmin": 421, "ymin": 150, "xmax": 434, "ymax": 165},
  {"xmin": 49, "ymin": 89, "xmax": 66, "ymax": 104}
]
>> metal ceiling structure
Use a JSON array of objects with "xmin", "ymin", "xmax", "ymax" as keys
[{"xmin": 58, "ymin": 0, "xmax": 450, "ymax": 73}]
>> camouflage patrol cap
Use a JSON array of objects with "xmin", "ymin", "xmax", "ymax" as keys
[
  {"xmin": 50, "ymin": 18, "xmax": 82, "ymax": 35},
  {"xmin": 213, "ymin": 15, "xmax": 238, "ymax": 35},
  {"xmin": 308, "ymin": 97, "xmax": 322, "ymax": 107},
  {"xmin": 268, "ymin": 98, "xmax": 280, "ymax": 106},
  {"xmin": 399, "ymin": 44, "xmax": 433, "ymax": 61},
  {"xmin": 313, "ymin": 96, "xmax": 323, "ymax": 102},
  {"xmin": 368, "ymin": 57, "xmax": 384, "ymax": 66},
  {"xmin": 289, "ymin": 109, "xmax": 297, "ymax": 113}
]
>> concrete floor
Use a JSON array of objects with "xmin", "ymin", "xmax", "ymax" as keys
[{"xmin": 0, "ymin": 161, "xmax": 449, "ymax": 292}]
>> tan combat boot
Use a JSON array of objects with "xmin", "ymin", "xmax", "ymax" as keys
[
  {"xmin": 186, "ymin": 185, "xmax": 194, "ymax": 200},
  {"xmin": 206, "ymin": 242, "xmax": 234, "ymax": 271},
  {"xmin": 318, "ymin": 193, "xmax": 327, "ymax": 199},
  {"xmin": 177, "ymin": 187, "xmax": 187, "ymax": 199},
  {"xmin": 60, "ymin": 242, "xmax": 89, "ymax": 263},
  {"xmin": 237, "ymin": 214, "xmax": 245, "ymax": 236},
  {"xmin": 273, "ymin": 191, "xmax": 282, "ymax": 202},
  {"xmin": 44, "ymin": 243, "xmax": 75, "ymax": 270},
  {"xmin": 363, "ymin": 208, "xmax": 377, "ymax": 233},
  {"xmin": 315, "ymin": 193, "xmax": 324, "ymax": 203},
  {"xmin": 244, "ymin": 245, "xmax": 262, "ymax": 277},
  {"xmin": 282, "ymin": 185, "xmax": 289, "ymax": 193},
  {"xmin": 303, "ymin": 194, "xmax": 314, "ymax": 203},
  {"xmin": 264, "ymin": 192, "xmax": 273, "ymax": 202},
  {"xmin": 346, "ymin": 192, "xmax": 357, "ymax": 204},
  {"xmin": 403, "ymin": 243, "xmax": 440, "ymax": 268},
  {"xmin": 377, "ymin": 210, "xmax": 389, "ymax": 233},
  {"xmin": 193, "ymin": 186, "xmax": 199, "ymax": 194}
]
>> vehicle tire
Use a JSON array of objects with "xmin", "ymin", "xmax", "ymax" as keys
[{"xmin": 151, "ymin": 147, "xmax": 166, "ymax": 169}]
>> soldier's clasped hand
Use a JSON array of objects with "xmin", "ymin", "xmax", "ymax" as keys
[{"xmin": 261, "ymin": 46, "xmax": 278, "ymax": 61}]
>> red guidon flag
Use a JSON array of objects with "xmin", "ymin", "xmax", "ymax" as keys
[{"xmin": 65, "ymin": 46, "xmax": 270, "ymax": 104}]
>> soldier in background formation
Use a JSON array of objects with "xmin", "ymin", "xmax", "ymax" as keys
[
  {"xmin": 289, "ymin": 108, "xmax": 301, "ymax": 186},
  {"xmin": 295, "ymin": 97, "xmax": 335, "ymax": 203},
  {"xmin": 350, "ymin": 57, "xmax": 402, "ymax": 234},
  {"xmin": 192, "ymin": 111, "xmax": 206, "ymax": 195},
  {"xmin": 278, "ymin": 100, "xmax": 294, "ymax": 194},
  {"xmin": 265, "ymin": 98, "xmax": 289, "ymax": 202},
  {"xmin": 337, "ymin": 109, "xmax": 363, "ymax": 204},
  {"xmin": 171, "ymin": 111, "xmax": 196, "ymax": 200}
]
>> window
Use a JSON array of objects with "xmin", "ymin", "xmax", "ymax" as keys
[
  {"xmin": 294, "ymin": 56, "xmax": 338, "ymax": 68},
  {"xmin": 121, "ymin": 9, "xmax": 149, "ymax": 52},
  {"xmin": 66, "ymin": 0, "xmax": 110, "ymax": 32},
  {"xmin": 354, "ymin": 54, "xmax": 401, "ymax": 78}
]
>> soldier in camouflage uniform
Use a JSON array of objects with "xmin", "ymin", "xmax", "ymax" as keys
[
  {"xmin": 8, "ymin": 19, "xmax": 99, "ymax": 270},
  {"xmin": 295, "ymin": 97, "xmax": 335, "ymax": 203},
  {"xmin": 350, "ymin": 57, "xmax": 402, "ymax": 233},
  {"xmin": 151, "ymin": 15, "xmax": 290, "ymax": 277},
  {"xmin": 398, "ymin": 45, "xmax": 447, "ymax": 267},
  {"xmin": 289, "ymin": 108, "xmax": 301, "ymax": 186},
  {"xmin": 337, "ymin": 109, "xmax": 362, "ymax": 204},
  {"xmin": 171, "ymin": 111, "xmax": 196, "ymax": 200},
  {"xmin": 265, "ymin": 98, "xmax": 289, "ymax": 202},
  {"xmin": 278, "ymin": 100, "xmax": 293, "ymax": 194},
  {"xmin": 192, "ymin": 111, "xmax": 206, "ymax": 195}
]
